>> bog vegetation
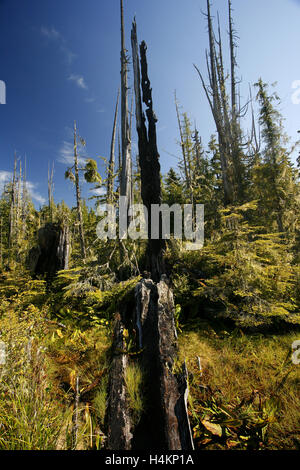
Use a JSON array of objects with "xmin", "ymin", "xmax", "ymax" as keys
[{"xmin": 0, "ymin": 0, "xmax": 299, "ymax": 450}]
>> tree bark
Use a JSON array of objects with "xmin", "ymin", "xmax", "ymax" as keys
[
  {"xmin": 9, "ymin": 152, "xmax": 17, "ymax": 250},
  {"xmin": 107, "ymin": 89, "xmax": 120, "ymax": 204},
  {"xmin": 131, "ymin": 20, "xmax": 165, "ymax": 281},
  {"xmin": 131, "ymin": 278, "xmax": 194, "ymax": 450},
  {"xmin": 73, "ymin": 121, "xmax": 86, "ymax": 261},
  {"xmin": 48, "ymin": 161, "xmax": 54, "ymax": 222},
  {"xmin": 106, "ymin": 316, "xmax": 132, "ymax": 450},
  {"xmin": 120, "ymin": 0, "xmax": 132, "ymax": 208}
]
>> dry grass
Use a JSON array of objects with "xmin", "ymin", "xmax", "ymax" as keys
[{"xmin": 178, "ymin": 325, "xmax": 300, "ymax": 449}]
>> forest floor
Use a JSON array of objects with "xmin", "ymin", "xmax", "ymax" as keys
[
  {"xmin": 178, "ymin": 322, "xmax": 300, "ymax": 450},
  {"xmin": 0, "ymin": 270, "xmax": 299, "ymax": 450}
]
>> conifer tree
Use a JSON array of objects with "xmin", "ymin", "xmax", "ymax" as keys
[{"xmin": 253, "ymin": 79, "xmax": 300, "ymax": 234}]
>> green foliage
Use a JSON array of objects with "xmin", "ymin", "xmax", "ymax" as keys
[
  {"xmin": 93, "ymin": 377, "xmax": 108, "ymax": 428},
  {"xmin": 84, "ymin": 159, "xmax": 102, "ymax": 184},
  {"xmin": 0, "ymin": 271, "xmax": 111, "ymax": 450},
  {"xmin": 50, "ymin": 268, "xmax": 139, "ymax": 327},
  {"xmin": 252, "ymin": 79, "xmax": 300, "ymax": 234},
  {"xmin": 65, "ymin": 169, "xmax": 75, "ymax": 182},
  {"xmin": 0, "ymin": 41, "xmax": 299, "ymax": 452},
  {"xmin": 168, "ymin": 201, "xmax": 300, "ymax": 328}
]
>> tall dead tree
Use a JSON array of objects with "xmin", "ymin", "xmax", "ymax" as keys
[
  {"xmin": 48, "ymin": 161, "xmax": 54, "ymax": 222},
  {"xmin": 107, "ymin": 89, "xmax": 120, "ymax": 204},
  {"xmin": 229, "ymin": 0, "xmax": 237, "ymax": 120},
  {"xmin": 22, "ymin": 157, "xmax": 29, "ymax": 233},
  {"xmin": 194, "ymin": 0, "xmax": 246, "ymax": 205},
  {"xmin": 131, "ymin": 20, "xmax": 165, "ymax": 280},
  {"xmin": 129, "ymin": 93, "xmax": 134, "ymax": 204},
  {"xmin": 73, "ymin": 122, "xmax": 86, "ymax": 261},
  {"xmin": 117, "ymin": 130, "xmax": 122, "ymax": 196},
  {"xmin": 120, "ymin": 0, "xmax": 132, "ymax": 210},
  {"xmin": 228, "ymin": 0, "xmax": 244, "ymax": 200},
  {"xmin": 16, "ymin": 160, "xmax": 22, "ymax": 247},
  {"xmin": 194, "ymin": 0, "xmax": 232, "ymax": 205},
  {"xmin": 106, "ymin": 18, "xmax": 194, "ymax": 452},
  {"xmin": 65, "ymin": 121, "xmax": 86, "ymax": 261},
  {"xmin": 9, "ymin": 152, "xmax": 17, "ymax": 250}
]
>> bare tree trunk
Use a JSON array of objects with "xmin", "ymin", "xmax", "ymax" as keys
[
  {"xmin": 107, "ymin": 89, "xmax": 120, "ymax": 204},
  {"xmin": 118, "ymin": 129, "xmax": 122, "ymax": 197},
  {"xmin": 194, "ymin": 0, "xmax": 239, "ymax": 206},
  {"xmin": 229, "ymin": 0, "xmax": 236, "ymax": 118},
  {"xmin": 9, "ymin": 152, "xmax": 17, "ymax": 250},
  {"xmin": 74, "ymin": 121, "xmax": 86, "ymax": 261},
  {"xmin": 129, "ymin": 93, "xmax": 134, "ymax": 204},
  {"xmin": 131, "ymin": 20, "xmax": 165, "ymax": 281},
  {"xmin": 120, "ymin": 0, "xmax": 132, "ymax": 209},
  {"xmin": 207, "ymin": 0, "xmax": 232, "ymax": 205},
  {"xmin": 48, "ymin": 161, "xmax": 54, "ymax": 222},
  {"xmin": 229, "ymin": 0, "xmax": 244, "ymax": 201},
  {"xmin": 16, "ymin": 160, "xmax": 22, "ymax": 249},
  {"xmin": 22, "ymin": 156, "xmax": 28, "ymax": 233}
]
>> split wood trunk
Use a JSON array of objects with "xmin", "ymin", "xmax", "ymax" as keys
[
  {"xmin": 27, "ymin": 223, "xmax": 70, "ymax": 279},
  {"xmin": 106, "ymin": 317, "xmax": 132, "ymax": 450},
  {"xmin": 106, "ymin": 277, "xmax": 194, "ymax": 450}
]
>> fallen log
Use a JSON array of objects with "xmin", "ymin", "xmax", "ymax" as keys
[{"xmin": 106, "ymin": 315, "xmax": 133, "ymax": 450}]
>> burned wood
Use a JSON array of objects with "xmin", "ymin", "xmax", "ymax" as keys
[
  {"xmin": 106, "ymin": 316, "xmax": 133, "ymax": 450},
  {"xmin": 131, "ymin": 278, "xmax": 194, "ymax": 450},
  {"xmin": 27, "ymin": 223, "xmax": 70, "ymax": 280},
  {"xmin": 131, "ymin": 20, "xmax": 165, "ymax": 281},
  {"xmin": 107, "ymin": 16, "xmax": 193, "ymax": 452}
]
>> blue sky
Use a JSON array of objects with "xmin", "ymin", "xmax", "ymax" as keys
[{"xmin": 0, "ymin": 0, "xmax": 300, "ymax": 208}]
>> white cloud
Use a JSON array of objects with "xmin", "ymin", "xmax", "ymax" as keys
[
  {"xmin": 26, "ymin": 182, "xmax": 46, "ymax": 205},
  {"xmin": 58, "ymin": 141, "xmax": 87, "ymax": 166},
  {"xmin": 0, "ymin": 170, "xmax": 46, "ymax": 205},
  {"xmin": 0, "ymin": 170, "xmax": 12, "ymax": 194},
  {"xmin": 58, "ymin": 141, "xmax": 74, "ymax": 165},
  {"xmin": 68, "ymin": 74, "xmax": 88, "ymax": 90},
  {"xmin": 85, "ymin": 97, "xmax": 95, "ymax": 103},
  {"xmin": 92, "ymin": 187, "xmax": 106, "ymax": 196},
  {"xmin": 41, "ymin": 26, "xmax": 61, "ymax": 40},
  {"xmin": 96, "ymin": 107, "xmax": 105, "ymax": 113},
  {"xmin": 41, "ymin": 26, "xmax": 76, "ymax": 65}
]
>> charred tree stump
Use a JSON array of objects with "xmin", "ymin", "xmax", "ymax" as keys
[
  {"xmin": 27, "ymin": 223, "xmax": 70, "ymax": 284},
  {"xmin": 131, "ymin": 278, "xmax": 194, "ymax": 450},
  {"xmin": 106, "ymin": 316, "xmax": 133, "ymax": 450}
]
